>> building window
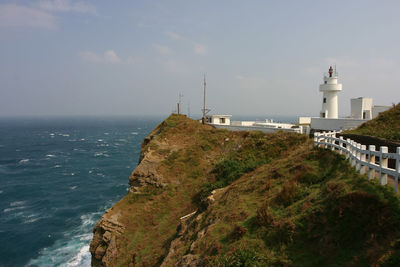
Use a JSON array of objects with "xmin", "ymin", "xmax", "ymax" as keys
[
  {"xmin": 323, "ymin": 98, "xmax": 326, "ymax": 103},
  {"xmin": 324, "ymin": 81, "xmax": 327, "ymax": 84},
  {"xmin": 363, "ymin": 112, "xmax": 366, "ymax": 119},
  {"xmin": 322, "ymin": 113, "xmax": 326, "ymax": 118},
  {"xmin": 219, "ymin": 118, "xmax": 225, "ymax": 124}
]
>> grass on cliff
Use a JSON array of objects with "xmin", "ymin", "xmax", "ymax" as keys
[
  {"xmin": 179, "ymin": 144, "xmax": 400, "ymax": 266},
  {"xmin": 345, "ymin": 103, "xmax": 400, "ymax": 142}
]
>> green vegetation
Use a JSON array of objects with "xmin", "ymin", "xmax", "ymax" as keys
[
  {"xmin": 95, "ymin": 114, "xmax": 400, "ymax": 266},
  {"xmin": 345, "ymin": 103, "xmax": 400, "ymax": 142},
  {"xmin": 177, "ymin": 144, "xmax": 400, "ymax": 266}
]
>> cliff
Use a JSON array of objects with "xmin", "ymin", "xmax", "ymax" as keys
[{"xmin": 90, "ymin": 114, "xmax": 400, "ymax": 266}]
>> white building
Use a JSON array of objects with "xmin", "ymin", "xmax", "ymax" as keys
[
  {"xmin": 302, "ymin": 67, "xmax": 391, "ymax": 131},
  {"xmin": 319, "ymin": 66, "xmax": 342, "ymax": 119},
  {"xmin": 206, "ymin": 115, "xmax": 231, "ymax": 125}
]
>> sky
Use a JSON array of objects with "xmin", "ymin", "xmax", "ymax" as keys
[{"xmin": 1, "ymin": 0, "xmax": 400, "ymax": 117}]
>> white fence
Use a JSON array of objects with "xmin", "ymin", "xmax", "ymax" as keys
[{"xmin": 314, "ymin": 132, "xmax": 400, "ymax": 193}]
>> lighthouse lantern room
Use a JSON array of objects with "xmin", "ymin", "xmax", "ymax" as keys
[{"xmin": 319, "ymin": 66, "xmax": 342, "ymax": 119}]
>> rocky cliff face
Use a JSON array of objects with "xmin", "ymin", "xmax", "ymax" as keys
[
  {"xmin": 89, "ymin": 115, "xmax": 237, "ymax": 266},
  {"xmin": 90, "ymin": 115, "xmax": 400, "ymax": 266}
]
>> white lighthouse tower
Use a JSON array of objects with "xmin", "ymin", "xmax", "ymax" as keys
[{"xmin": 319, "ymin": 66, "xmax": 342, "ymax": 118}]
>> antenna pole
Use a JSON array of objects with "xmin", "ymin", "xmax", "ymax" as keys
[{"xmin": 202, "ymin": 75, "xmax": 206, "ymax": 124}]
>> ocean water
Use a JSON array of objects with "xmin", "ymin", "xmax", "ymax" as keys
[{"xmin": 0, "ymin": 116, "xmax": 162, "ymax": 267}]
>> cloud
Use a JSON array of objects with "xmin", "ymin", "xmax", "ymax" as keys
[
  {"xmin": 0, "ymin": 4, "xmax": 56, "ymax": 29},
  {"xmin": 104, "ymin": 50, "xmax": 121, "ymax": 63},
  {"xmin": 37, "ymin": 0, "xmax": 96, "ymax": 14},
  {"xmin": 194, "ymin": 43, "xmax": 207, "ymax": 55},
  {"xmin": 165, "ymin": 31, "xmax": 208, "ymax": 55},
  {"xmin": 153, "ymin": 44, "xmax": 173, "ymax": 55},
  {"xmin": 164, "ymin": 31, "xmax": 185, "ymax": 41},
  {"xmin": 79, "ymin": 50, "xmax": 123, "ymax": 64}
]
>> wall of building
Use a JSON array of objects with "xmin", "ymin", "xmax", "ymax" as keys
[
  {"xmin": 351, "ymin": 98, "xmax": 373, "ymax": 119},
  {"xmin": 311, "ymin": 117, "xmax": 367, "ymax": 131}
]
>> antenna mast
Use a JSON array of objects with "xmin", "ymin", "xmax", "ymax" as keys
[
  {"xmin": 177, "ymin": 93, "xmax": 183, "ymax": 114},
  {"xmin": 202, "ymin": 75, "xmax": 207, "ymax": 124}
]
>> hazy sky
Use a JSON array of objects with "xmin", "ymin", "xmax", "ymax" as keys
[{"xmin": 1, "ymin": 0, "xmax": 400, "ymax": 117}]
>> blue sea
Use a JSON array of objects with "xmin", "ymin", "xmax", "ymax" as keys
[{"xmin": 0, "ymin": 116, "xmax": 163, "ymax": 267}]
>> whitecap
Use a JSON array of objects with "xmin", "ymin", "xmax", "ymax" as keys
[
  {"xmin": 118, "ymin": 139, "xmax": 127, "ymax": 142},
  {"xmin": 62, "ymin": 134, "xmax": 70, "ymax": 137},
  {"xmin": 54, "ymin": 165, "xmax": 62, "ymax": 168},
  {"xmin": 19, "ymin": 159, "xmax": 30, "ymax": 164},
  {"xmin": 71, "ymin": 173, "xmax": 75, "ymax": 176},
  {"xmin": 88, "ymin": 170, "xmax": 93, "ymax": 174},
  {"xmin": 49, "ymin": 133, "xmax": 55, "ymax": 136},
  {"xmin": 104, "ymin": 133, "xmax": 109, "ymax": 135},
  {"xmin": 94, "ymin": 152, "xmax": 103, "ymax": 157},
  {"xmin": 46, "ymin": 154, "xmax": 56, "ymax": 158},
  {"xmin": 97, "ymin": 139, "xmax": 103, "ymax": 142},
  {"xmin": 131, "ymin": 132, "xmax": 138, "ymax": 135},
  {"xmin": 70, "ymin": 186, "xmax": 77, "ymax": 190},
  {"xmin": 10, "ymin": 201, "xmax": 26, "ymax": 206},
  {"xmin": 4, "ymin": 206, "xmax": 26, "ymax": 213}
]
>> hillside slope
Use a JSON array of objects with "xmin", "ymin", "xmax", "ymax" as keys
[
  {"xmin": 90, "ymin": 115, "xmax": 400, "ymax": 266},
  {"xmin": 346, "ymin": 103, "xmax": 400, "ymax": 142}
]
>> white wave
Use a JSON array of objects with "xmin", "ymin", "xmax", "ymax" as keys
[
  {"xmin": 88, "ymin": 170, "xmax": 93, "ymax": 174},
  {"xmin": 104, "ymin": 133, "xmax": 109, "ymax": 135},
  {"xmin": 79, "ymin": 138, "xmax": 85, "ymax": 141},
  {"xmin": 27, "ymin": 210, "xmax": 106, "ymax": 267},
  {"xmin": 70, "ymin": 186, "xmax": 77, "ymax": 190},
  {"xmin": 71, "ymin": 173, "xmax": 75, "ymax": 176},
  {"xmin": 46, "ymin": 154, "xmax": 56, "ymax": 158},
  {"xmin": 97, "ymin": 139, "xmax": 103, "ymax": 142},
  {"xmin": 19, "ymin": 159, "xmax": 30, "ymax": 164},
  {"xmin": 61, "ymin": 134, "xmax": 70, "ymax": 137},
  {"xmin": 3, "ymin": 206, "xmax": 26, "ymax": 213},
  {"xmin": 54, "ymin": 165, "xmax": 62, "ymax": 168},
  {"xmin": 94, "ymin": 151, "xmax": 108, "ymax": 157},
  {"xmin": 49, "ymin": 133, "xmax": 55, "ymax": 136},
  {"xmin": 10, "ymin": 201, "xmax": 26, "ymax": 206},
  {"xmin": 131, "ymin": 132, "xmax": 138, "ymax": 135},
  {"xmin": 118, "ymin": 139, "xmax": 127, "ymax": 142}
]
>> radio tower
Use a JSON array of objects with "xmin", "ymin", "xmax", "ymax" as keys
[{"xmin": 201, "ymin": 75, "xmax": 209, "ymax": 124}]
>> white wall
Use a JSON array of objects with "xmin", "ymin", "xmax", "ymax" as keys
[
  {"xmin": 311, "ymin": 117, "xmax": 367, "ymax": 131},
  {"xmin": 350, "ymin": 97, "xmax": 373, "ymax": 119}
]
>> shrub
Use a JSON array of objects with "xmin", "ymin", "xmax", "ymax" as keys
[
  {"xmin": 277, "ymin": 181, "xmax": 300, "ymax": 206},
  {"xmin": 217, "ymin": 249, "xmax": 266, "ymax": 267}
]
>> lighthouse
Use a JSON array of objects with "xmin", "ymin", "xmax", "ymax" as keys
[{"xmin": 319, "ymin": 66, "xmax": 342, "ymax": 119}]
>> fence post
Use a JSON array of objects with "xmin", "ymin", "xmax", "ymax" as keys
[
  {"xmin": 360, "ymin": 145, "xmax": 367, "ymax": 175},
  {"xmin": 339, "ymin": 136, "xmax": 344, "ymax": 155},
  {"xmin": 331, "ymin": 133, "xmax": 336, "ymax": 151},
  {"xmin": 356, "ymin": 143, "xmax": 361, "ymax": 171},
  {"xmin": 351, "ymin": 141, "xmax": 356, "ymax": 167},
  {"xmin": 396, "ymin": 147, "xmax": 400, "ymax": 193},
  {"xmin": 368, "ymin": 145, "xmax": 376, "ymax": 180},
  {"xmin": 314, "ymin": 132, "xmax": 318, "ymax": 146},
  {"xmin": 379, "ymin": 146, "xmax": 388, "ymax": 185},
  {"xmin": 324, "ymin": 132, "xmax": 328, "ymax": 149},
  {"xmin": 346, "ymin": 138, "xmax": 351, "ymax": 160}
]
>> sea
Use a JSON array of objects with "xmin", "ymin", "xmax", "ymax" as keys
[
  {"xmin": 0, "ymin": 114, "xmax": 297, "ymax": 267},
  {"xmin": 0, "ymin": 116, "xmax": 162, "ymax": 267}
]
